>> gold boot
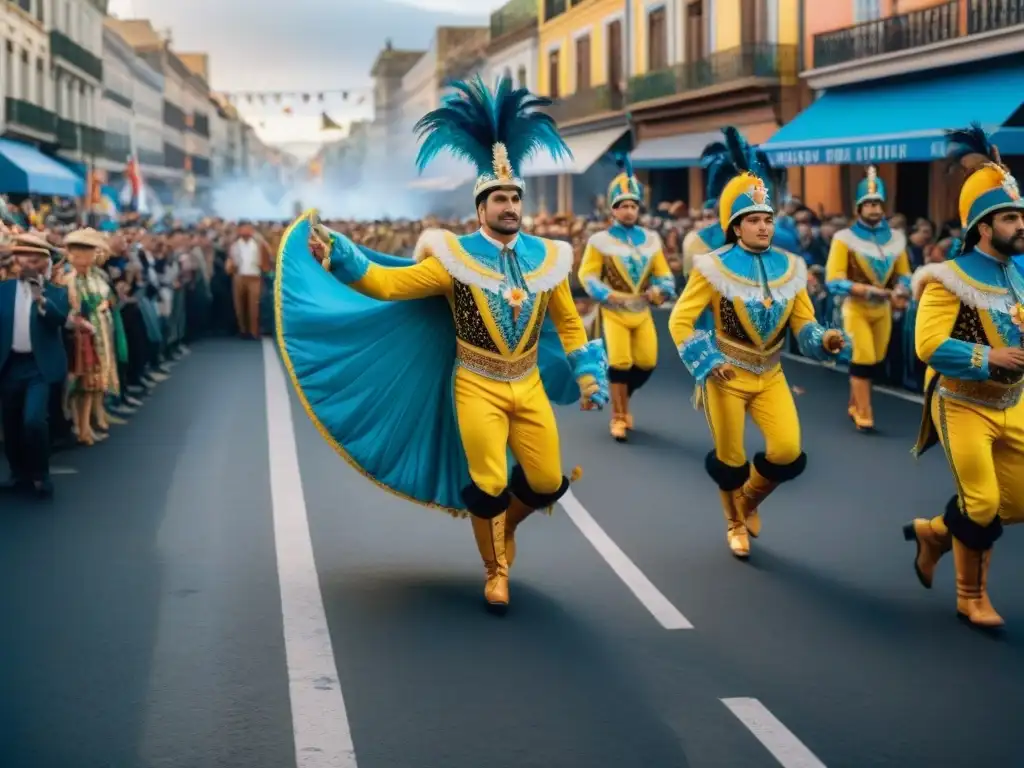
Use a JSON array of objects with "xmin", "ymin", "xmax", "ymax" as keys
[
  {"xmin": 735, "ymin": 467, "xmax": 777, "ymax": 539},
  {"xmin": 470, "ymin": 514, "xmax": 510, "ymax": 610},
  {"xmin": 505, "ymin": 496, "xmax": 534, "ymax": 568},
  {"xmin": 902, "ymin": 516, "xmax": 951, "ymax": 589},
  {"xmin": 952, "ymin": 539, "xmax": 1004, "ymax": 628},
  {"xmin": 850, "ymin": 376, "xmax": 875, "ymax": 431},
  {"xmin": 609, "ymin": 382, "xmax": 628, "ymax": 442},
  {"xmin": 623, "ymin": 390, "xmax": 634, "ymax": 430},
  {"xmin": 720, "ymin": 490, "xmax": 749, "ymax": 558}
]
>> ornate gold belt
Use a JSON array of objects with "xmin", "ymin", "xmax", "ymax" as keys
[
  {"xmin": 717, "ymin": 335, "xmax": 783, "ymax": 375},
  {"xmin": 938, "ymin": 376, "xmax": 1024, "ymax": 411},
  {"xmin": 456, "ymin": 342, "xmax": 538, "ymax": 382}
]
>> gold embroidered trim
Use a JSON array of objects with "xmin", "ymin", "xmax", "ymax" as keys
[
  {"xmin": 938, "ymin": 376, "xmax": 1024, "ymax": 411},
  {"xmin": 970, "ymin": 344, "xmax": 985, "ymax": 369},
  {"xmin": 717, "ymin": 335, "xmax": 784, "ymax": 374},
  {"xmin": 456, "ymin": 342, "xmax": 538, "ymax": 381}
]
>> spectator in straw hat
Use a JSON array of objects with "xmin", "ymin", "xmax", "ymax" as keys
[{"xmin": 0, "ymin": 234, "xmax": 76, "ymax": 497}]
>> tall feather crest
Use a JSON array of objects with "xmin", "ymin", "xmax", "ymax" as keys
[
  {"xmin": 413, "ymin": 75, "xmax": 571, "ymax": 177},
  {"xmin": 700, "ymin": 126, "xmax": 784, "ymax": 201},
  {"xmin": 615, "ymin": 152, "xmax": 635, "ymax": 180},
  {"xmin": 945, "ymin": 122, "xmax": 1002, "ymax": 176}
]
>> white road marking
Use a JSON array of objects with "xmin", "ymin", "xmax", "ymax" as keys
[
  {"xmin": 781, "ymin": 352, "xmax": 924, "ymax": 404},
  {"xmin": 50, "ymin": 466, "xmax": 78, "ymax": 475},
  {"xmin": 263, "ymin": 340, "xmax": 358, "ymax": 767},
  {"xmin": 560, "ymin": 489, "xmax": 693, "ymax": 630},
  {"xmin": 722, "ymin": 698, "xmax": 827, "ymax": 768}
]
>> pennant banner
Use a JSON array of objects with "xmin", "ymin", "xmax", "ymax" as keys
[{"xmin": 221, "ymin": 88, "xmax": 371, "ymax": 108}]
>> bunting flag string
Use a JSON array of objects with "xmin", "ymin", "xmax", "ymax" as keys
[{"xmin": 220, "ymin": 87, "xmax": 372, "ymax": 108}]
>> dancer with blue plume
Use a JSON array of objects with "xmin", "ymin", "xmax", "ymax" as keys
[
  {"xmin": 667, "ymin": 138, "xmax": 849, "ymax": 559},
  {"xmin": 274, "ymin": 75, "xmax": 609, "ymax": 611},
  {"xmin": 683, "ymin": 126, "xmax": 800, "ymax": 267},
  {"xmin": 903, "ymin": 123, "xmax": 1024, "ymax": 629},
  {"xmin": 824, "ymin": 166, "xmax": 913, "ymax": 433},
  {"xmin": 577, "ymin": 152, "xmax": 676, "ymax": 441}
]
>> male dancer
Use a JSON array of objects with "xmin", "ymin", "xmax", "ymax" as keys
[
  {"xmin": 276, "ymin": 76, "xmax": 609, "ymax": 611},
  {"xmin": 668, "ymin": 138, "xmax": 847, "ymax": 558},
  {"xmin": 825, "ymin": 167, "xmax": 912, "ymax": 431},
  {"xmin": 578, "ymin": 154, "xmax": 675, "ymax": 441},
  {"xmin": 905, "ymin": 125, "xmax": 1024, "ymax": 628}
]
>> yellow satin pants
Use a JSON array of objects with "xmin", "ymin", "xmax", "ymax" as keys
[
  {"xmin": 842, "ymin": 300, "xmax": 892, "ymax": 366},
  {"xmin": 454, "ymin": 366, "xmax": 564, "ymax": 498},
  {"xmin": 602, "ymin": 308, "xmax": 658, "ymax": 371},
  {"xmin": 702, "ymin": 366, "xmax": 802, "ymax": 467},
  {"xmin": 932, "ymin": 393, "xmax": 1024, "ymax": 527}
]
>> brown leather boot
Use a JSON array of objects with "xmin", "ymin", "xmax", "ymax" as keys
[
  {"xmin": 902, "ymin": 516, "xmax": 951, "ymax": 589},
  {"xmin": 952, "ymin": 539, "xmax": 1004, "ymax": 628},
  {"xmin": 610, "ymin": 382, "xmax": 628, "ymax": 442},
  {"xmin": 504, "ymin": 496, "xmax": 534, "ymax": 568},
  {"xmin": 470, "ymin": 514, "xmax": 509, "ymax": 611},
  {"xmin": 850, "ymin": 376, "xmax": 875, "ymax": 431},
  {"xmin": 720, "ymin": 489, "xmax": 749, "ymax": 558},
  {"xmin": 735, "ymin": 467, "xmax": 777, "ymax": 538}
]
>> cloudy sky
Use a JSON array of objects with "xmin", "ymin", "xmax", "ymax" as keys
[{"xmin": 107, "ymin": 0, "xmax": 509, "ymax": 144}]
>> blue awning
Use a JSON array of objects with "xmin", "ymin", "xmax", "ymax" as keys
[
  {"xmin": 762, "ymin": 63, "xmax": 1024, "ymax": 167},
  {"xmin": 0, "ymin": 139, "xmax": 84, "ymax": 196},
  {"xmin": 632, "ymin": 130, "xmax": 723, "ymax": 169}
]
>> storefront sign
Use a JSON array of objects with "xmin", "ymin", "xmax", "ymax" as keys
[{"xmin": 765, "ymin": 139, "xmax": 947, "ymax": 167}]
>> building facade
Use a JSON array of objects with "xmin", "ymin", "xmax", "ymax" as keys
[
  {"xmin": 765, "ymin": 0, "xmax": 1024, "ymax": 225},
  {"xmin": 367, "ymin": 41, "xmax": 424, "ymax": 178},
  {"xmin": 0, "ymin": 0, "xmax": 57, "ymax": 147},
  {"xmin": 483, "ymin": 0, "xmax": 538, "ymax": 90},
  {"xmin": 178, "ymin": 52, "xmax": 212, "ymax": 192}
]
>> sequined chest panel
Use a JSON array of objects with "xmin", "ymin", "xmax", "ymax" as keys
[
  {"xmin": 450, "ymin": 279, "xmax": 549, "ymax": 354},
  {"xmin": 847, "ymin": 255, "xmax": 899, "ymax": 289},
  {"xmin": 951, "ymin": 304, "xmax": 1023, "ymax": 385},
  {"xmin": 718, "ymin": 298, "xmax": 789, "ymax": 349},
  {"xmin": 602, "ymin": 254, "xmax": 651, "ymax": 293}
]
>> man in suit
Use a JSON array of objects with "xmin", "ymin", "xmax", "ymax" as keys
[{"xmin": 0, "ymin": 234, "xmax": 77, "ymax": 497}]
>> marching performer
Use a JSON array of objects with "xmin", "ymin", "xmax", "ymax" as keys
[
  {"xmin": 275, "ymin": 76, "xmax": 609, "ymax": 611},
  {"xmin": 578, "ymin": 155, "xmax": 676, "ymax": 440},
  {"xmin": 668, "ymin": 134, "xmax": 847, "ymax": 558},
  {"xmin": 904, "ymin": 125, "xmax": 1024, "ymax": 629},
  {"xmin": 682, "ymin": 129, "xmax": 800, "ymax": 266},
  {"xmin": 825, "ymin": 167, "xmax": 912, "ymax": 431}
]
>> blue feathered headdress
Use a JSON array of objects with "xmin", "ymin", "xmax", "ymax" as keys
[
  {"xmin": 414, "ymin": 75, "xmax": 571, "ymax": 199},
  {"xmin": 700, "ymin": 126, "xmax": 785, "ymax": 203},
  {"xmin": 607, "ymin": 152, "xmax": 642, "ymax": 207}
]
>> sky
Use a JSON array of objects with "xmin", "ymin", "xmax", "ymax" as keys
[{"xmin": 106, "ymin": 0, "xmax": 509, "ymax": 145}]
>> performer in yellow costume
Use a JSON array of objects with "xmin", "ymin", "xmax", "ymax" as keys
[
  {"xmin": 904, "ymin": 125, "xmax": 1024, "ymax": 629},
  {"xmin": 668, "ymin": 133, "xmax": 847, "ymax": 558},
  {"xmin": 275, "ymin": 76, "xmax": 609, "ymax": 611},
  {"xmin": 825, "ymin": 167, "xmax": 912, "ymax": 431},
  {"xmin": 578, "ymin": 154, "xmax": 676, "ymax": 441}
]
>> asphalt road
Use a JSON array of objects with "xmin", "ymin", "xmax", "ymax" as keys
[{"xmin": 1, "ymin": 328, "xmax": 1022, "ymax": 768}]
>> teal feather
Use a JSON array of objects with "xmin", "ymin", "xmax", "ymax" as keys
[
  {"xmin": 701, "ymin": 125, "xmax": 785, "ymax": 201},
  {"xmin": 413, "ymin": 75, "xmax": 571, "ymax": 178},
  {"xmin": 615, "ymin": 152, "xmax": 635, "ymax": 179}
]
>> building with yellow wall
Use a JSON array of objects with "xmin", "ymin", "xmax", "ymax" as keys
[
  {"xmin": 531, "ymin": 0, "xmax": 632, "ymax": 214},
  {"xmin": 624, "ymin": 0, "xmax": 801, "ymax": 209}
]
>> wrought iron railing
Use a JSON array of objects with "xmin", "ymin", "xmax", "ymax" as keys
[
  {"xmin": 163, "ymin": 142, "xmax": 186, "ymax": 169},
  {"xmin": 50, "ymin": 30, "xmax": 103, "ymax": 81},
  {"xmin": 104, "ymin": 131, "xmax": 132, "ymax": 162},
  {"xmin": 163, "ymin": 100, "xmax": 187, "ymax": 131},
  {"xmin": 103, "ymin": 88, "xmax": 132, "ymax": 110},
  {"xmin": 627, "ymin": 44, "xmax": 797, "ymax": 104},
  {"xmin": 5, "ymin": 98, "xmax": 57, "ymax": 136},
  {"xmin": 813, "ymin": 0, "xmax": 1022, "ymax": 68},
  {"xmin": 545, "ymin": 84, "xmax": 625, "ymax": 124}
]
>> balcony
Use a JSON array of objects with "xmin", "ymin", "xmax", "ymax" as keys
[
  {"xmin": 807, "ymin": 0, "xmax": 1024, "ymax": 88},
  {"xmin": 104, "ymin": 131, "xmax": 132, "ymax": 163},
  {"xmin": 545, "ymin": 84, "xmax": 625, "ymax": 125},
  {"xmin": 164, "ymin": 142, "xmax": 187, "ymax": 169},
  {"xmin": 627, "ymin": 44, "xmax": 798, "ymax": 105},
  {"xmin": 103, "ymin": 88, "xmax": 132, "ymax": 110},
  {"xmin": 163, "ymin": 100, "xmax": 187, "ymax": 132},
  {"xmin": 543, "ymin": 0, "xmax": 566, "ymax": 22},
  {"xmin": 4, "ymin": 98, "xmax": 57, "ymax": 139},
  {"xmin": 490, "ymin": 0, "xmax": 537, "ymax": 41},
  {"xmin": 56, "ymin": 119, "xmax": 105, "ymax": 155},
  {"xmin": 138, "ymin": 147, "xmax": 164, "ymax": 167},
  {"xmin": 50, "ymin": 30, "xmax": 103, "ymax": 81}
]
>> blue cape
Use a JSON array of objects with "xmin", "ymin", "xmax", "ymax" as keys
[{"xmin": 274, "ymin": 213, "xmax": 584, "ymax": 516}]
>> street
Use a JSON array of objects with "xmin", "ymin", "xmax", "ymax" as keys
[{"xmin": 1, "ymin": 329, "xmax": 1022, "ymax": 768}]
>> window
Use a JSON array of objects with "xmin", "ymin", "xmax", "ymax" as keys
[
  {"xmin": 740, "ymin": 0, "xmax": 768, "ymax": 44},
  {"xmin": 607, "ymin": 20, "xmax": 623, "ymax": 89},
  {"xmin": 516, "ymin": 65, "xmax": 527, "ymax": 88},
  {"xmin": 853, "ymin": 0, "xmax": 881, "ymax": 22},
  {"xmin": 574, "ymin": 34, "xmax": 591, "ymax": 91},
  {"xmin": 548, "ymin": 48, "xmax": 560, "ymax": 98},
  {"xmin": 20, "ymin": 50, "xmax": 29, "ymax": 103},
  {"xmin": 647, "ymin": 7, "xmax": 668, "ymax": 71},
  {"xmin": 685, "ymin": 1, "xmax": 706, "ymax": 63}
]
